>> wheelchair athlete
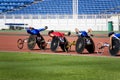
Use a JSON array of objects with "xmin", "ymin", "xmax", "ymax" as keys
[
  {"xmin": 26, "ymin": 26, "xmax": 48, "ymax": 50},
  {"xmin": 48, "ymin": 30, "xmax": 71, "ymax": 52},
  {"xmin": 108, "ymin": 32, "xmax": 120, "ymax": 56},
  {"xmin": 108, "ymin": 32, "xmax": 120, "ymax": 48},
  {"xmin": 48, "ymin": 30, "xmax": 71, "ymax": 42},
  {"xmin": 74, "ymin": 28, "xmax": 95, "ymax": 53}
]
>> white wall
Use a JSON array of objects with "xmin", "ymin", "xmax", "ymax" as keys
[{"xmin": 0, "ymin": 15, "xmax": 119, "ymax": 32}]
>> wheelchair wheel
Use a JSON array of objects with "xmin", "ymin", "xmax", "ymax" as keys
[
  {"xmin": 96, "ymin": 42, "xmax": 104, "ymax": 54},
  {"xmin": 59, "ymin": 37, "xmax": 69, "ymax": 52},
  {"xmin": 85, "ymin": 37, "xmax": 95, "ymax": 53},
  {"xmin": 109, "ymin": 38, "xmax": 120, "ymax": 56},
  {"xmin": 50, "ymin": 37, "xmax": 60, "ymax": 52},
  {"xmin": 36, "ymin": 35, "xmax": 46, "ymax": 50},
  {"xmin": 75, "ymin": 37, "xmax": 85, "ymax": 53},
  {"xmin": 17, "ymin": 39, "xmax": 24, "ymax": 49},
  {"xmin": 27, "ymin": 35, "xmax": 36, "ymax": 50}
]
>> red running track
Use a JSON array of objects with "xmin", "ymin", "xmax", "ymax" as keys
[{"xmin": 0, "ymin": 33, "xmax": 119, "ymax": 57}]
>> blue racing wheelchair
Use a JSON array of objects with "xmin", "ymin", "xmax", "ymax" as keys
[
  {"xmin": 17, "ymin": 34, "xmax": 50, "ymax": 50},
  {"xmin": 75, "ymin": 32, "xmax": 95, "ymax": 54}
]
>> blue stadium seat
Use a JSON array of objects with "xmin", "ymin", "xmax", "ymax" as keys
[
  {"xmin": 0, "ymin": 0, "xmax": 34, "ymax": 13},
  {"xmin": 2, "ymin": 0, "xmax": 120, "ymax": 15},
  {"xmin": 78, "ymin": 0, "xmax": 120, "ymax": 14},
  {"xmin": 5, "ymin": 0, "xmax": 72, "ymax": 14}
]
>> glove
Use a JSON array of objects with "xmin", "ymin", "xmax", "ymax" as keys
[
  {"xmin": 76, "ymin": 32, "xmax": 78, "ymax": 34},
  {"xmin": 45, "ymin": 26, "xmax": 48, "ymax": 29},
  {"xmin": 67, "ymin": 31, "xmax": 71, "ymax": 36}
]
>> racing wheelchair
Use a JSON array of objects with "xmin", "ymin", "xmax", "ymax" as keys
[
  {"xmin": 109, "ymin": 37, "xmax": 120, "ymax": 56},
  {"xmin": 50, "ymin": 36, "xmax": 69, "ymax": 52},
  {"xmin": 17, "ymin": 34, "xmax": 51, "ymax": 50},
  {"xmin": 96, "ymin": 37, "xmax": 120, "ymax": 56},
  {"xmin": 75, "ymin": 36, "xmax": 95, "ymax": 54}
]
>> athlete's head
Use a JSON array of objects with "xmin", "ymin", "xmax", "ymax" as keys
[
  {"xmin": 75, "ymin": 28, "xmax": 79, "ymax": 34},
  {"xmin": 88, "ymin": 28, "xmax": 92, "ymax": 33},
  {"xmin": 29, "ymin": 27, "xmax": 34, "ymax": 30},
  {"xmin": 48, "ymin": 30, "xmax": 54, "ymax": 36},
  {"xmin": 108, "ymin": 32, "xmax": 115, "ymax": 37}
]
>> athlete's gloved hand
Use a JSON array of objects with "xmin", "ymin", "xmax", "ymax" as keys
[
  {"xmin": 45, "ymin": 26, "xmax": 48, "ymax": 29},
  {"xmin": 67, "ymin": 31, "xmax": 71, "ymax": 36}
]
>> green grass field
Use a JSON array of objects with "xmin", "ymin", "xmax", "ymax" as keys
[{"xmin": 0, "ymin": 52, "xmax": 120, "ymax": 80}]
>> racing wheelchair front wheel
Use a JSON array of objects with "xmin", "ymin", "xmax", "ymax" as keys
[
  {"xmin": 75, "ymin": 37, "xmax": 85, "ymax": 54},
  {"xmin": 27, "ymin": 35, "xmax": 36, "ymax": 50},
  {"xmin": 109, "ymin": 38, "xmax": 120, "ymax": 56},
  {"xmin": 96, "ymin": 42, "xmax": 104, "ymax": 54},
  {"xmin": 17, "ymin": 39, "xmax": 24, "ymax": 49},
  {"xmin": 50, "ymin": 37, "xmax": 60, "ymax": 52}
]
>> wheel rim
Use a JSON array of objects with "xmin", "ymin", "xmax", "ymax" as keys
[
  {"xmin": 75, "ymin": 37, "xmax": 85, "ymax": 53},
  {"xmin": 27, "ymin": 35, "xmax": 36, "ymax": 50},
  {"xmin": 50, "ymin": 37, "xmax": 59, "ymax": 52}
]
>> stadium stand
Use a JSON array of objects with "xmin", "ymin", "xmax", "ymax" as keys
[
  {"xmin": 0, "ymin": 0, "xmax": 34, "ymax": 14},
  {"xmin": 5, "ymin": 0, "xmax": 73, "ymax": 15},
  {"xmin": 78, "ymin": 0, "xmax": 120, "ymax": 14},
  {"xmin": 3, "ymin": 0, "xmax": 120, "ymax": 15}
]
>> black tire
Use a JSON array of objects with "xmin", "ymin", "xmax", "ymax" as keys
[
  {"xmin": 109, "ymin": 38, "xmax": 120, "ymax": 56},
  {"xmin": 36, "ymin": 35, "xmax": 46, "ymax": 50},
  {"xmin": 27, "ymin": 35, "xmax": 36, "ymax": 50},
  {"xmin": 75, "ymin": 37, "xmax": 85, "ymax": 53},
  {"xmin": 59, "ymin": 37, "xmax": 69, "ymax": 52},
  {"xmin": 17, "ymin": 39, "xmax": 24, "ymax": 49},
  {"xmin": 85, "ymin": 37, "xmax": 95, "ymax": 53},
  {"xmin": 50, "ymin": 37, "xmax": 60, "ymax": 52}
]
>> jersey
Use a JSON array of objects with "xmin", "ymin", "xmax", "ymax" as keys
[
  {"xmin": 114, "ymin": 33, "xmax": 120, "ymax": 38},
  {"xmin": 51, "ymin": 32, "xmax": 65, "ymax": 37},
  {"xmin": 113, "ymin": 33, "xmax": 120, "ymax": 40},
  {"xmin": 26, "ymin": 28, "xmax": 45, "ymax": 35},
  {"xmin": 78, "ymin": 31, "xmax": 89, "ymax": 37}
]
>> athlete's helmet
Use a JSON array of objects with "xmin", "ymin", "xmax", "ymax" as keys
[
  {"xmin": 108, "ymin": 32, "xmax": 115, "ymax": 37},
  {"xmin": 48, "ymin": 30, "xmax": 54, "ymax": 35}
]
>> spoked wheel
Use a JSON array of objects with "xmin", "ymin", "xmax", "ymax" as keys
[
  {"xmin": 50, "ymin": 37, "xmax": 60, "ymax": 52},
  {"xmin": 109, "ymin": 38, "xmax": 120, "ymax": 56},
  {"xmin": 85, "ymin": 37, "xmax": 95, "ymax": 53},
  {"xmin": 36, "ymin": 35, "xmax": 46, "ymax": 50},
  {"xmin": 17, "ymin": 39, "xmax": 24, "ymax": 49},
  {"xmin": 96, "ymin": 42, "xmax": 104, "ymax": 54},
  {"xmin": 27, "ymin": 35, "xmax": 36, "ymax": 50},
  {"xmin": 75, "ymin": 37, "xmax": 85, "ymax": 54}
]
